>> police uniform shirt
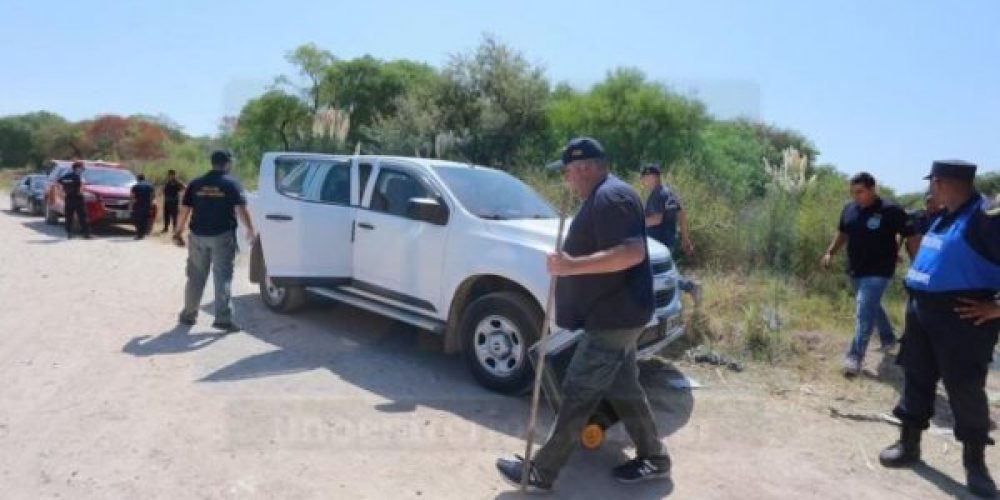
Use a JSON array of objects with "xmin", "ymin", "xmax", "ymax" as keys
[
  {"xmin": 182, "ymin": 171, "xmax": 246, "ymax": 236},
  {"xmin": 131, "ymin": 181, "xmax": 154, "ymax": 207},
  {"xmin": 163, "ymin": 178, "xmax": 184, "ymax": 202},
  {"xmin": 838, "ymin": 197, "xmax": 914, "ymax": 278},
  {"xmin": 59, "ymin": 172, "xmax": 83, "ymax": 200},
  {"xmin": 555, "ymin": 174, "xmax": 655, "ymax": 331},
  {"xmin": 644, "ymin": 184, "xmax": 683, "ymax": 247}
]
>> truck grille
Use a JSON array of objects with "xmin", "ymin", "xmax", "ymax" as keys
[
  {"xmin": 651, "ymin": 259, "xmax": 673, "ymax": 275},
  {"xmin": 655, "ymin": 287, "xmax": 676, "ymax": 308},
  {"xmin": 103, "ymin": 199, "xmax": 129, "ymax": 210}
]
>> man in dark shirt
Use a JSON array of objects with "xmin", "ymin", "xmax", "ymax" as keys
[
  {"xmin": 130, "ymin": 173, "xmax": 155, "ymax": 240},
  {"xmin": 879, "ymin": 160, "xmax": 1000, "ymax": 497},
  {"xmin": 821, "ymin": 172, "xmax": 918, "ymax": 375},
  {"xmin": 496, "ymin": 138, "xmax": 668, "ymax": 493},
  {"xmin": 640, "ymin": 164, "xmax": 701, "ymax": 304},
  {"xmin": 161, "ymin": 169, "xmax": 186, "ymax": 233},
  {"xmin": 174, "ymin": 151, "xmax": 256, "ymax": 332},
  {"xmin": 911, "ymin": 191, "xmax": 944, "ymax": 239},
  {"xmin": 58, "ymin": 161, "xmax": 90, "ymax": 239}
]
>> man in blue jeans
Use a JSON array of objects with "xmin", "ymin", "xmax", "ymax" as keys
[
  {"xmin": 174, "ymin": 151, "xmax": 256, "ymax": 332},
  {"xmin": 822, "ymin": 172, "xmax": 919, "ymax": 375}
]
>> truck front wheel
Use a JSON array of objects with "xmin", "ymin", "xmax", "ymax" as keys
[
  {"xmin": 259, "ymin": 269, "xmax": 306, "ymax": 313},
  {"xmin": 460, "ymin": 291, "xmax": 542, "ymax": 394}
]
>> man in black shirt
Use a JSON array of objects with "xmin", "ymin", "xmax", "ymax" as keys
[
  {"xmin": 911, "ymin": 191, "xmax": 944, "ymax": 238},
  {"xmin": 821, "ymin": 172, "xmax": 918, "ymax": 375},
  {"xmin": 174, "ymin": 151, "xmax": 256, "ymax": 332},
  {"xmin": 58, "ymin": 161, "xmax": 90, "ymax": 239},
  {"xmin": 496, "ymin": 138, "xmax": 668, "ymax": 493},
  {"xmin": 640, "ymin": 164, "xmax": 701, "ymax": 304},
  {"xmin": 161, "ymin": 169, "xmax": 186, "ymax": 233},
  {"xmin": 130, "ymin": 173, "xmax": 155, "ymax": 239}
]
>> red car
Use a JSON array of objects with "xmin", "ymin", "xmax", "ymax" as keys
[{"xmin": 44, "ymin": 160, "xmax": 157, "ymax": 230}]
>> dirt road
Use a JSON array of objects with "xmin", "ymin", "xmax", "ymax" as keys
[{"xmin": 0, "ymin": 198, "xmax": 994, "ymax": 499}]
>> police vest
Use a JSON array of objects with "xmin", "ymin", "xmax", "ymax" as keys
[{"xmin": 905, "ymin": 197, "xmax": 1000, "ymax": 292}]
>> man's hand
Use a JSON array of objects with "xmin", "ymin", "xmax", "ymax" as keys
[
  {"xmin": 546, "ymin": 252, "xmax": 577, "ymax": 277},
  {"xmin": 681, "ymin": 237, "xmax": 695, "ymax": 257},
  {"xmin": 820, "ymin": 253, "xmax": 833, "ymax": 269},
  {"xmin": 955, "ymin": 297, "xmax": 1000, "ymax": 326}
]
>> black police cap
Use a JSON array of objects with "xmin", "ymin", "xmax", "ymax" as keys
[
  {"xmin": 211, "ymin": 150, "xmax": 233, "ymax": 167},
  {"xmin": 923, "ymin": 160, "xmax": 976, "ymax": 181},
  {"xmin": 640, "ymin": 164, "xmax": 662, "ymax": 176},
  {"xmin": 547, "ymin": 137, "xmax": 607, "ymax": 171}
]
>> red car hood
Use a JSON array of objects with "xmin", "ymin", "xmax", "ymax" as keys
[{"xmin": 84, "ymin": 185, "xmax": 132, "ymax": 199}]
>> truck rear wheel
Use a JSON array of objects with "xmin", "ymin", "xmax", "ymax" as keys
[
  {"xmin": 460, "ymin": 291, "xmax": 542, "ymax": 394},
  {"xmin": 259, "ymin": 269, "xmax": 306, "ymax": 313}
]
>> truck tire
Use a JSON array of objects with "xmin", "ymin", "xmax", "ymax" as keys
[
  {"xmin": 259, "ymin": 267, "xmax": 306, "ymax": 314},
  {"xmin": 460, "ymin": 291, "xmax": 542, "ymax": 394},
  {"xmin": 10, "ymin": 194, "xmax": 19, "ymax": 212}
]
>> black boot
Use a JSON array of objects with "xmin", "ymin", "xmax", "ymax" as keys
[
  {"xmin": 964, "ymin": 442, "xmax": 997, "ymax": 498},
  {"xmin": 879, "ymin": 425, "xmax": 921, "ymax": 468}
]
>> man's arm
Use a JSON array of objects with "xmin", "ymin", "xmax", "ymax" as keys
[
  {"xmin": 174, "ymin": 205, "xmax": 191, "ymax": 236},
  {"xmin": 237, "ymin": 204, "xmax": 256, "ymax": 242},
  {"xmin": 678, "ymin": 208, "xmax": 694, "ymax": 255},
  {"xmin": 645, "ymin": 212, "xmax": 663, "ymax": 227},
  {"xmin": 548, "ymin": 238, "xmax": 645, "ymax": 276},
  {"xmin": 904, "ymin": 235, "xmax": 920, "ymax": 260},
  {"xmin": 821, "ymin": 232, "xmax": 848, "ymax": 268}
]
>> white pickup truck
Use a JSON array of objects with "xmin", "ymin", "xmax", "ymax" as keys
[{"xmin": 248, "ymin": 153, "xmax": 685, "ymax": 393}]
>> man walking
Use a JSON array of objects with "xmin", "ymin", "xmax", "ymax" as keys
[
  {"xmin": 821, "ymin": 172, "xmax": 918, "ymax": 375},
  {"xmin": 58, "ymin": 161, "xmax": 90, "ymax": 239},
  {"xmin": 130, "ymin": 173, "xmax": 154, "ymax": 239},
  {"xmin": 161, "ymin": 169, "xmax": 186, "ymax": 233},
  {"xmin": 879, "ymin": 160, "xmax": 999, "ymax": 498},
  {"xmin": 639, "ymin": 164, "xmax": 701, "ymax": 304},
  {"xmin": 496, "ymin": 138, "xmax": 669, "ymax": 493},
  {"xmin": 174, "ymin": 151, "xmax": 255, "ymax": 333}
]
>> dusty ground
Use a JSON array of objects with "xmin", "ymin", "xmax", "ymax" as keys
[{"xmin": 0, "ymin": 195, "xmax": 997, "ymax": 499}]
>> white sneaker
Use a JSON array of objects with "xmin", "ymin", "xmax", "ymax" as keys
[{"xmin": 842, "ymin": 355, "xmax": 861, "ymax": 376}]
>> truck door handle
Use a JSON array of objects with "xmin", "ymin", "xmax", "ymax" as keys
[
  {"xmin": 357, "ymin": 222, "xmax": 375, "ymax": 230},
  {"xmin": 265, "ymin": 214, "xmax": 293, "ymax": 221}
]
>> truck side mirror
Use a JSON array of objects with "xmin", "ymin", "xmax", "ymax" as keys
[{"xmin": 407, "ymin": 197, "xmax": 448, "ymax": 225}]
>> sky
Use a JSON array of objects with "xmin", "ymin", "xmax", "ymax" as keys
[{"xmin": 1, "ymin": 0, "xmax": 997, "ymax": 193}]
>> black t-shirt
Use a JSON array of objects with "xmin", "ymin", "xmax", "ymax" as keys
[
  {"xmin": 59, "ymin": 172, "xmax": 83, "ymax": 199},
  {"xmin": 910, "ymin": 209, "xmax": 940, "ymax": 235},
  {"xmin": 555, "ymin": 175, "xmax": 654, "ymax": 331},
  {"xmin": 163, "ymin": 178, "xmax": 185, "ymax": 201},
  {"xmin": 131, "ymin": 181, "xmax": 154, "ymax": 207},
  {"xmin": 838, "ymin": 198, "xmax": 914, "ymax": 278},
  {"xmin": 182, "ymin": 170, "xmax": 246, "ymax": 236},
  {"xmin": 644, "ymin": 184, "xmax": 683, "ymax": 247}
]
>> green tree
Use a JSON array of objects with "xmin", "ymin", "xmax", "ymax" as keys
[
  {"xmin": 231, "ymin": 90, "xmax": 312, "ymax": 162},
  {"xmin": 285, "ymin": 43, "xmax": 336, "ymax": 112},
  {"xmin": 548, "ymin": 68, "xmax": 708, "ymax": 172},
  {"xmin": 0, "ymin": 118, "xmax": 34, "ymax": 167}
]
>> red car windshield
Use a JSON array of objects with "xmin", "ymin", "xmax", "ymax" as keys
[{"xmin": 82, "ymin": 168, "xmax": 136, "ymax": 187}]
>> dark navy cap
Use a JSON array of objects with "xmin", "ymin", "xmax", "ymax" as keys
[
  {"xmin": 210, "ymin": 150, "xmax": 233, "ymax": 167},
  {"xmin": 640, "ymin": 164, "xmax": 662, "ymax": 176},
  {"xmin": 547, "ymin": 137, "xmax": 606, "ymax": 171},
  {"xmin": 924, "ymin": 160, "xmax": 976, "ymax": 181}
]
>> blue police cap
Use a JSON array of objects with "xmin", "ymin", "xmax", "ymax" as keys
[
  {"xmin": 923, "ymin": 160, "xmax": 976, "ymax": 181},
  {"xmin": 640, "ymin": 164, "xmax": 662, "ymax": 176},
  {"xmin": 211, "ymin": 150, "xmax": 233, "ymax": 167},
  {"xmin": 547, "ymin": 137, "xmax": 607, "ymax": 171}
]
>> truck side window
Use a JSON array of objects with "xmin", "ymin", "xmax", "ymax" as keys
[
  {"xmin": 358, "ymin": 162, "xmax": 373, "ymax": 203},
  {"xmin": 370, "ymin": 169, "xmax": 429, "ymax": 218},
  {"xmin": 317, "ymin": 160, "xmax": 351, "ymax": 204}
]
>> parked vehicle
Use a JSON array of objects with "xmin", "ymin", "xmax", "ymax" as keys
[
  {"xmin": 43, "ymin": 160, "xmax": 157, "ymax": 230},
  {"xmin": 9, "ymin": 174, "xmax": 48, "ymax": 214},
  {"xmin": 248, "ymin": 153, "xmax": 686, "ymax": 394}
]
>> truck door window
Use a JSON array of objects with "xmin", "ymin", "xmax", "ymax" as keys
[
  {"xmin": 316, "ymin": 160, "xmax": 351, "ymax": 204},
  {"xmin": 370, "ymin": 169, "xmax": 430, "ymax": 218},
  {"xmin": 275, "ymin": 159, "xmax": 320, "ymax": 199}
]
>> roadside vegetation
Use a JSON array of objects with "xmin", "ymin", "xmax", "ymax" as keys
[{"xmin": 2, "ymin": 36, "xmax": 997, "ymax": 374}]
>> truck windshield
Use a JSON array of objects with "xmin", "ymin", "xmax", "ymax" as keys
[
  {"xmin": 433, "ymin": 166, "xmax": 556, "ymax": 220},
  {"xmin": 83, "ymin": 168, "xmax": 136, "ymax": 187}
]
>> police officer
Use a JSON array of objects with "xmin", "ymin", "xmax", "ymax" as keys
[
  {"xmin": 496, "ymin": 138, "xmax": 669, "ymax": 493},
  {"xmin": 161, "ymin": 169, "xmax": 186, "ymax": 233},
  {"xmin": 880, "ymin": 160, "xmax": 1000, "ymax": 498},
  {"xmin": 130, "ymin": 173, "xmax": 154, "ymax": 239},
  {"xmin": 639, "ymin": 164, "xmax": 701, "ymax": 304},
  {"xmin": 911, "ymin": 191, "xmax": 944, "ymax": 238},
  {"xmin": 59, "ymin": 161, "xmax": 90, "ymax": 239},
  {"xmin": 174, "ymin": 151, "xmax": 256, "ymax": 333}
]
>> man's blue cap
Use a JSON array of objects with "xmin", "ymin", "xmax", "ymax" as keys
[
  {"xmin": 211, "ymin": 150, "xmax": 232, "ymax": 167},
  {"xmin": 640, "ymin": 164, "xmax": 662, "ymax": 176},
  {"xmin": 547, "ymin": 137, "xmax": 606, "ymax": 171},
  {"xmin": 924, "ymin": 160, "xmax": 976, "ymax": 181}
]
